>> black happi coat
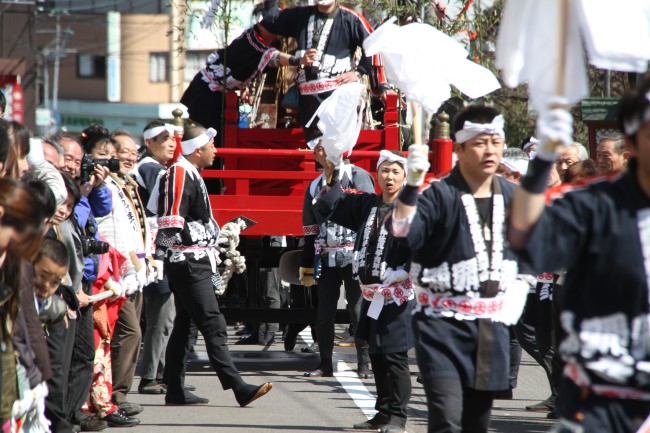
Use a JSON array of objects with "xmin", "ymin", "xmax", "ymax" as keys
[
  {"xmin": 261, "ymin": 5, "xmax": 385, "ymax": 128},
  {"xmin": 387, "ymin": 166, "xmax": 520, "ymax": 391},
  {"xmin": 180, "ymin": 26, "xmax": 277, "ymax": 133},
  {"xmin": 315, "ymin": 183, "xmax": 414, "ymax": 355},
  {"xmin": 517, "ymin": 160, "xmax": 650, "ymax": 393},
  {"xmin": 156, "ymin": 157, "xmax": 220, "ymax": 284},
  {"xmin": 301, "ymin": 164, "xmax": 375, "ymax": 270}
]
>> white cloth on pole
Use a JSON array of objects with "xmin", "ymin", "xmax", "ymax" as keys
[
  {"xmin": 496, "ymin": 0, "xmax": 650, "ymax": 117},
  {"xmin": 306, "ymin": 82, "xmax": 366, "ymax": 164},
  {"xmin": 363, "ymin": 17, "xmax": 500, "ymax": 114}
]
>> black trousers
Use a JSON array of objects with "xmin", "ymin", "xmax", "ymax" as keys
[
  {"xmin": 65, "ymin": 283, "xmax": 95, "ymax": 422},
  {"xmin": 508, "ymin": 326, "xmax": 522, "ymax": 390},
  {"xmin": 370, "ymin": 351, "xmax": 411, "ymax": 425},
  {"xmin": 316, "ymin": 265, "xmax": 369, "ymax": 369},
  {"xmin": 163, "ymin": 273, "xmax": 244, "ymax": 397},
  {"xmin": 284, "ymin": 284, "xmax": 319, "ymax": 343},
  {"xmin": 556, "ymin": 378, "xmax": 650, "ymax": 433},
  {"xmin": 420, "ymin": 376, "xmax": 494, "ymax": 433},
  {"xmin": 514, "ymin": 294, "xmax": 557, "ymax": 397},
  {"xmin": 180, "ymin": 74, "xmax": 224, "ymax": 136},
  {"xmin": 45, "ymin": 320, "xmax": 74, "ymax": 433}
]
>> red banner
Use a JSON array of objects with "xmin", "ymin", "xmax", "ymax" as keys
[{"xmin": 10, "ymin": 79, "xmax": 24, "ymax": 124}]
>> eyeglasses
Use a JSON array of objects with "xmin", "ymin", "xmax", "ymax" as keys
[{"xmin": 118, "ymin": 149, "xmax": 139, "ymax": 158}]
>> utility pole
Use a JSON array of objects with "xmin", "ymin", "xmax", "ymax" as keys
[
  {"xmin": 170, "ymin": 0, "xmax": 187, "ymax": 102},
  {"xmin": 37, "ymin": 8, "xmax": 75, "ymax": 110}
]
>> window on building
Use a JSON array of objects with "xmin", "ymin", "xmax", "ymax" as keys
[
  {"xmin": 184, "ymin": 50, "xmax": 212, "ymax": 81},
  {"xmin": 150, "ymin": 52, "xmax": 169, "ymax": 83},
  {"xmin": 77, "ymin": 54, "xmax": 106, "ymax": 79}
]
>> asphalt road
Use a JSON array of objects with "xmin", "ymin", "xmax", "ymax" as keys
[{"xmin": 123, "ymin": 325, "xmax": 557, "ymax": 433}]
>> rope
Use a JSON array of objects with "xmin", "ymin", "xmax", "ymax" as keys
[{"xmin": 216, "ymin": 219, "xmax": 248, "ymax": 295}]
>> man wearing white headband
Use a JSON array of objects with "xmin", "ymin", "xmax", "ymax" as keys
[
  {"xmin": 313, "ymin": 149, "xmax": 415, "ymax": 432},
  {"xmin": 155, "ymin": 126, "xmax": 272, "ymax": 407},
  {"xmin": 130, "ymin": 120, "xmax": 178, "ymax": 397},
  {"xmin": 261, "ymin": 0, "xmax": 395, "ymax": 143},
  {"xmin": 296, "ymin": 142, "xmax": 374, "ymax": 380},
  {"xmin": 388, "ymin": 106, "xmax": 534, "ymax": 433}
]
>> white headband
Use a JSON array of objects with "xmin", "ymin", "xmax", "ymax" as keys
[
  {"xmin": 523, "ymin": 136, "xmax": 539, "ymax": 150},
  {"xmin": 143, "ymin": 124, "xmax": 175, "ymax": 140},
  {"xmin": 181, "ymin": 128, "xmax": 216, "ymax": 155},
  {"xmin": 377, "ymin": 149, "xmax": 407, "ymax": 171},
  {"xmin": 501, "ymin": 157, "xmax": 528, "ymax": 175},
  {"xmin": 454, "ymin": 114, "xmax": 506, "ymax": 144}
]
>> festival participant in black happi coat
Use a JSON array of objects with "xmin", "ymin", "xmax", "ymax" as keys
[
  {"xmin": 387, "ymin": 106, "xmax": 533, "ymax": 433},
  {"xmin": 315, "ymin": 150, "xmax": 414, "ymax": 433},
  {"xmin": 509, "ymin": 80, "xmax": 650, "ymax": 433},
  {"xmin": 156, "ymin": 126, "xmax": 272, "ymax": 407}
]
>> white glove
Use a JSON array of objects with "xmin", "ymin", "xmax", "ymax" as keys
[
  {"xmin": 406, "ymin": 144, "xmax": 430, "ymax": 187},
  {"xmin": 123, "ymin": 274, "xmax": 140, "ymax": 296},
  {"xmin": 535, "ymin": 106, "xmax": 574, "ymax": 161},
  {"xmin": 154, "ymin": 259, "xmax": 164, "ymax": 282},
  {"xmin": 104, "ymin": 279, "xmax": 125, "ymax": 300},
  {"xmin": 382, "ymin": 267, "xmax": 409, "ymax": 286}
]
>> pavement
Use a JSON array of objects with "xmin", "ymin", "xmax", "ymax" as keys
[{"xmin": 122, "ymin": 324, "xmax": 558, "ymax": 433}]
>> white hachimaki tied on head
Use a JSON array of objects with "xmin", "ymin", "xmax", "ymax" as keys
[
  {"xmin": 181, "ymin": 128, "xmax": 217, "ymax": 155},
  {"xmin": 143, "ymin": 123, "xmax": 175, "ymax": 140},
  {"xmin": 376, "ymin": 149, "xmax": 407, "ymax": 172},
  {"xmin": 454, "ymin": 114, "xmax": 506, "ymax": 144}
]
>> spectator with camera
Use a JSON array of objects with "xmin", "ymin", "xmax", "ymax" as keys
[
  {"xmin": 96, "ymin": 130, "xmax": 157, "ymax": 416},
  {"xmin": 61, "ymin": 125, "xmax": 116, "ymax": 432}
]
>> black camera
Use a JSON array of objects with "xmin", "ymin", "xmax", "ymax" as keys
[
  {"xmin": 80, "ymin": 154, "xmax": 120, "ymax": 182},
  {"xmin": 81, "ymin": 236, "xmax": 109, "ymax": 257}
]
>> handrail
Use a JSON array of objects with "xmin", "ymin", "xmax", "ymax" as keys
[{"xmin": 214, "ymin": 148, "xmax": 389, "ymax": 158}]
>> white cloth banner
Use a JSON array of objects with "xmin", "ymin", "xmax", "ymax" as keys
[
  {"xmin": 306, "ymin": 82, "xmax": 366, "ymax": 164},
  {"xmin": 363, "ymin": 18, "xmax": 500, "ymax": 114},
  {"xmin": 496, "ymin": 0, "xmax": 650, "ymax": 116}
]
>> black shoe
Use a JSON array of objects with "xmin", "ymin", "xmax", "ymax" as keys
[
  {"xmin": 357, "ymin": 364, "xmax": 374, "ymax": 379},
  {"xmin": 160, "ymin": 382, "xmax": 196, "ymax": 392},
  {"xmin": 165, "ymin": 391, "xmax": 210, "ymax": 405},
  {"xmin": 525, "ymin": 395, "xmax": 556, "ymax": 412},
  {"xmin": 494, "ymin": 389, "xmax": 513, "ymax": 400},
  {"xmin": 284, "ymin": 334, "xmax": 297, "ymax": 351},
  {"xmin": 138, "ymin": 378, "xmax": 166, "ymax": 394},
  {"xmin": 304, "ymin": 368, "xmax": 334, "ymax": 378},
  {"xmin": 117, "ymin": 401, "xmax": 143, "ymax": 416},
  {"xmin": 235, "ymin": 327, "xmax": 251, "ymax": 336},
  {"xmin": 103, "ymin": 410, "xmax": 140, "ymax": 428},
  {"xmin": 235, "ymin": 382, "xmax": 273, "ymax": 407},
  {"xmin": 235, "ymin": 334, "xmax": 260, "ymax": 345},
  {"xmin": 416, "ymin": 375, "xmax": 423, "ymax": 384},
  {"xmin": 379, "ymin": 417, "xmax": 407, "ymax": 433},
  {"xmin": 301, "ymin": 342, "xmax": 319, "ymax": 353},
  {"xmin": 79, "ymin": 418, "xmax": 107, "ymax": 432},
  {"xmin": 353, "ymin": 414, "xmax": 390, "ymax": 430},
  {"xmin": 357, "ymin": 370, "xmax": 374, "ymax": 379}
]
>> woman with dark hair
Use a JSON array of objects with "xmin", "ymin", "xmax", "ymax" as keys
[
  {"xmin": 2, "ymin": 120, "xmax": 30, "ymax": 179},
  {"xmin": 0, "ymin": 178, "xmax": 48, "ymax": 429}
]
